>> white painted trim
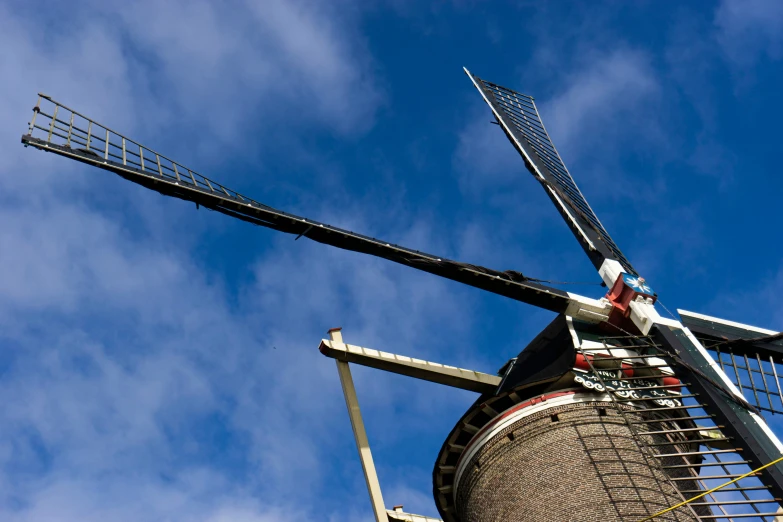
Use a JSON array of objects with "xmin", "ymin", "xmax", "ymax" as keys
[
  {"xmin": 565, "ymin": 293, "xmax": 612, "ymax": 323},
  {"xmin": 628, "ymin": 300, "xmax": 681, "ymax": 336},
  {"xmin": 751, "ymin": 411, "xmax": 783, "ymax": 453},
  {"xmin": 565, "ymin": 316, "xmax": 581, "ymax": 348},
  {"xmin": 678, "ymin": 309, "xmax": 778, "ymax": 336},
  {"xmin": 599, "ymin": 259, "xmax": 624, "ymax": 288}
]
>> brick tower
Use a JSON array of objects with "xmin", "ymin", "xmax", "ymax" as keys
[{"xmin": 433, "ymin": 316, "xmax": 706, "ymax": 522}]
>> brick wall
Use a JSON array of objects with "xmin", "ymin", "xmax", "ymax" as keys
[{"xmin": 455, "ymin": 401, "xmax": 700, "ymax": 522}]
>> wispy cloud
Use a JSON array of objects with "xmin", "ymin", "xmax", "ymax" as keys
[
  {"xmin": 715, "ymin": 0, "xmax": 783, "ymax": 65},
  {"xmin": 0, "ymin": 1, "xmax": 423, "ymax": 520},
  {"xmin": 1, "ymin": 0, "xmax": 383, "ymax": 190},
  {"xmin": 536, "ymin": 48, "xmax": 661, "ymax": 181}
]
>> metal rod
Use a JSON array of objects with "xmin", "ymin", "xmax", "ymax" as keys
[
  {"xmin": 66, "ymin": 112, "xmax": 74, "ymax": 147},
  {"xmin": 730, "ymin": 351, "xmax": 744, "ymax": 395},
  {"xmin": 691, "ymin": 499, "xmax": 780, "ymax": 506},
  {"xmin": 712, "ymin": 453, "xmax": 767, "ymax": 520},
  {"xmin": 653, "ymin": 449, "xmax": 740, "ymax": 458},
  {"xmin": 47, "ymin": 105, "xmax": 59, "ymax": 142},
  {"xmin": 156, "ymin": 155, "xmax": 163, "ymax": 178},
  {"xmin": 104, "ymin": 129, "xmax": 109, "ymax": 160},
  {"xmin": 678, "ymin": 486, "xmax": 770, "ymax": 494},
  {"xmin": 696, "ymin": 513, "xmax": 783, "ymax": 519},
  {"xmin": 772, "ymin": 355, "xmax": 783, "ymax": 411},
  {"xmin": 28, "ymin": 95, "xmax": 42, "ymax": 134},
  {"xmin": 716, "ymin": 345, "xmax": 726, "ymax": 373},
  {"xmin": 645, "ymin": 438, "xmax": 730, "ymax": 447},
  {"xmin": 670, "ymin": 474, "xmax": 759, "ymax": 481},
  {"xmin": 580, "ymin": 347, "xmax": 698, "ymax": 520},
  {"xmin": 638, "ymin": 426, "xmax": 724, "ymax": 435},
  {"xmin": 744, "ymin": 353, "xmax": 762, "ymax": 408},
  {"xmin": 139, "ymin": 146, "xmax": 145, "ymax": 171},
  {"xmin": 173, "ymin": 163, "xmax": 181, "ymax": 183},
  {"xmin": 630, "ymin": 415, "xmax": 714, "ymax": 425},
  {"xmin": 86, "ymin": 121, "xmax": 92, "ymax": 151},
  {"xmin": 577, "ymin": 354, "xmax": 665, "ymax": 361},
  {"xmin": 662, "ymin": 461, "xmax": 750, "ymax": 469},
  {"xmin": 642, "ymin": 405, "xmax": 708, "ymax": 413},
  {"xmin": 29, "ymin": 94, "xmax": 176, "ymax": 162},
  {"xmin": 757, "ymin": 352, "xmax": 773, "ymax": 414}
]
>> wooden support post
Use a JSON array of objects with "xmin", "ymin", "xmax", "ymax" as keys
[{"xmin": 330, "ymin": 327, "xmax": 388, "ymax": 522}]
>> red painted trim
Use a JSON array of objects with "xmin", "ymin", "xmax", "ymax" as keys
[
  {"xmin": 662, "ymin": 376, "xmax": 682, "ymax": 392},
  {"xmin": 456, "ymin": 390, "xmax": 579, "ymax": 469}
]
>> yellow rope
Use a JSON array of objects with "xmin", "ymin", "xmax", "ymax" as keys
[{"xmin": 636, "ymin": 454, "xmax": 783, "ymax": 521}]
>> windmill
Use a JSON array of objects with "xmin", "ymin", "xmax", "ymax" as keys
[{"xmin": 20, "ymin": 68, "xmax": 783, "ymax": 521}]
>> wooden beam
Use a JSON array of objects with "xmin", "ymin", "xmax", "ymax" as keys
[
  {"xmin": 331, "ymin": 328, "xmax": 388, "ymax": 522},
  {"xmin": 319, "ymin": 339, "xmax": 500, "ymax": 394}
]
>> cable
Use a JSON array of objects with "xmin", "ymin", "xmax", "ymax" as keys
[
  {"xmin": 526, "ymin": 278, "xmax": 604, "ymax": 286},
  {"xmin": 656, "ymin": 300, "xmax": 678, "ymax": 321},
  {"xmin": 636, "ymin": 454, "xmax": 783, "ymax": 521}
]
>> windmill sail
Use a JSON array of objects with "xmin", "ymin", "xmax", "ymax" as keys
[
  {"xmin": 680, "ymin": 309, "xmax": 783, "ymax": 417},
  {"xmin": 465, "ymin": 69, "xmax": 637, "ymax": 276},
  {"xmin": 21, "ymin": 94, "xmax": 574, "ymax": 314}
]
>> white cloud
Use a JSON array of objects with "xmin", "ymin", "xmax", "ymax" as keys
[
  {"xmin": 0, "ymin": 189, "xmax": 480, "ymax": 519},
  {"xmin": 537, "ymin": 48, "xmax": 660, "ymax": 166},
  {"xmin": 715, "ymin": 0, "xmax": 783, "ymax": 65},
  {"xmin": 0, "ymin": 2, "xmax": 458, "ymax": 521},
  {"xmin": 455, "ymin": 49, "xmax": 660, "ymax": 195},
  {"xmin": 0, "ymin": 0, "xmax": 383, "ymax": 193},
  {"xmin": 453, "ymin": 108, "xmax": 527, "ymax": 193}
]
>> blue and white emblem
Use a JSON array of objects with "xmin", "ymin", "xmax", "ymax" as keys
[{"xmin": 623, "ymin": 274, "xmax": 654, "ymax": 295}]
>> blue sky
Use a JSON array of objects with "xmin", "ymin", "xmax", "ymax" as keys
[{"xmin": 1, "ymin": 0, "xmax": 783, "ymax": 520}]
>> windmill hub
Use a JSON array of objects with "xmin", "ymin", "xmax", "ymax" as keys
[{"xmin": 603, "ymin": 271, "xmax": 657, "ymax": 335}]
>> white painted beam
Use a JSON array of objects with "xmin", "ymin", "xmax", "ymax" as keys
[
  {"xmin": 678, "ymin": 309, "xmax": 778, "ymax": 335},
  {"xmin": 331, "ymin": 329, "xmax": 388, "ymax": 522},
  {"xmin": 319, "ymin": 339, "xmax": 500, "ymax": 394},
  {"xmin": 386, "ymin": 508, "xmax": 443, "ymax": 522}
]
